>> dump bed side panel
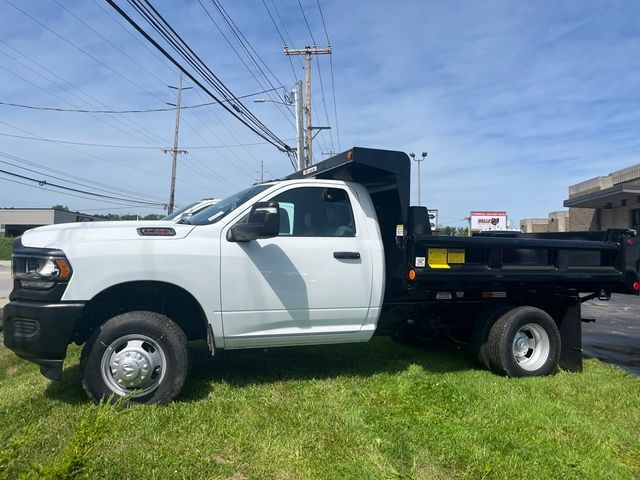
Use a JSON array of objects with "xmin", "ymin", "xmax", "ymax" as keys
[{"xmin": 406, "ymin": 229, "xmax": 640, "ymax": 295}]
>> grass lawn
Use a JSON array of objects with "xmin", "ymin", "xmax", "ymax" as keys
[
  {"xmin": 0, "ymin": 335, "xmax": 638, "ymax": 479},
  {"xmin": 0, "ymin": 237, "xmax": 11, "ymax": 261}
]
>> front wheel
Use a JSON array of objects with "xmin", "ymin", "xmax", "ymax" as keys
[
  {"xmin": 81, "ymin": 311, "xmax": 189, "ymax": 404},
  {"xmin": 487, "ymin": 306, "xmax": 561, "ymax": 377}
]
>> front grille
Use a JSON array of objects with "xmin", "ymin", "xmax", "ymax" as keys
[{"xmin": 12, "ymin": 318, "xmax": 39, "ymax": 337}]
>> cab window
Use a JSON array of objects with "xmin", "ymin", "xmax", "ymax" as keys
[{"xmin": 272, "ymin": 187, "xmax": 356, "ymax": 237}]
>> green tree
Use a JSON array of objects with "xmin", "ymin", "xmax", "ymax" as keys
[{"xmin": 51, "ymin": 205, "xmax": 70, "ymax": 212}]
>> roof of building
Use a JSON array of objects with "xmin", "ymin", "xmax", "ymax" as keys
[{"xmin": 563, "ymin": 184, "xmax": 640, "ymax": 209}]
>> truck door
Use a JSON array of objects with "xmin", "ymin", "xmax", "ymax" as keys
[{"xmin": 220, "ymin": 185, "xmax": 373, "ymax": 347}]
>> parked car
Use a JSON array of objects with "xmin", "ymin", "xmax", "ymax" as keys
[{"xmin": 163, "ymin": 198, "xmax": 220, "ymax": 223}]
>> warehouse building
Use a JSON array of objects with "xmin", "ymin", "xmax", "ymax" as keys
[{"xmin": 0, "ymin": 208, "xmax": 102, "ymax": 237}]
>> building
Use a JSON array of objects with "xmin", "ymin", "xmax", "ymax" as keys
[
  {"xmin": 0, "ymin": 208, "xmax": 103, "ymax": 237},
  {"xmin": 521, "ymin": 163, "xmax": 640, "ymax": 233},
  {"xmin": 520, "ymin": 218, "xmax": 549, "ymax": 233},
  {"xmin": 564, "ymin": 163, "xmax": 640, "ymax": 231}
]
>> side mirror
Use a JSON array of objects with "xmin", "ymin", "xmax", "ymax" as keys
[
  {"xmin": 178, "ymin": 212, "xmax": 193, "ymax": 224},
  {"xmin": 227, "ymin": 201, "xmax": 280, "ymax": 242}
]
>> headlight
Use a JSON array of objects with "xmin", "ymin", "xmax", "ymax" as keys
[{"xmin": 12, "ymin": 255, "xmax": 73, "ymax": 290}]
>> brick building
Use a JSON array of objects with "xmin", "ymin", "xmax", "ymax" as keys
[{"xmin": 521, "ymin": 163, "xmax": 640, "ymax": 233}]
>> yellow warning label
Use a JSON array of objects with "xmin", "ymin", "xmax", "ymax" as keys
[
  {"xmin": 428, "ymin": 248, "xmax": 450, "ymax": 269},
  {"xmin": 447, "ymin": 249, "xmax": 465, "ymax": 264}
]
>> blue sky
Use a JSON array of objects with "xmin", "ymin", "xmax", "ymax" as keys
[{"xmin": 1, "ymin": 0, "xmax": 639, "ymax": 225}]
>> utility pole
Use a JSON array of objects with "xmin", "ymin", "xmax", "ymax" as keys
[
  {"xmin": 409, "ymin": 152, "xmax": 428, "ymax": 206},
  {"xmin": 284, "ymin": 45, "xmax": 332, "ymax": 168},
  {"xmin": 164, "ymin": 72, "xmax": 191, "ymax": 214},
  {"xmin": 294, "ymin": 80, "xmax": 304, "ymax": 171},
  {"xmin": 257, "ymin": 160, "xmax": 265, "ymax": 182}
]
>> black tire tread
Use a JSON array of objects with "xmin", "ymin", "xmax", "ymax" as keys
[
  {"xmin": 471, "ymin": 304, "xmax": 514, "ymax": 370},
  {"xmin": 81, "ymin": 310, "xmax": 189, "ymax": 405},
  {"xmin": 487, "ymin": 306, "xmax": 560, "ymax": 377}
]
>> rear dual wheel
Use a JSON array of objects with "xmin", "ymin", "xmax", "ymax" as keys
[{"xmin": 472, "ymin": 306, "xmax": 561, "ymax": 377}]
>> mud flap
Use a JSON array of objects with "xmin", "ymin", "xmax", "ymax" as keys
[{"xmin": 557, "ymin": 300, "xmax": 583, "ymax": 372}]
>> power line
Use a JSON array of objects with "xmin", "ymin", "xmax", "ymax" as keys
[
  {"xmin": 328, "ymin": 55, "xmax": 341, "ymax": 152},
  {"xmin": 0, "ymin": 131, "xmax": 290, "ymax": 150},
  {"xmin": 0, "ymin": 45, "xmax": 168, "ymax": 147},
  {"xmin": 316, "ymin": 0, "xmax": 330, "ymax": 44},
  {"xmin": 106, "ymin": 0, "xmax": 291, "ymax": 153},
  {"xmin": 316, "ymin": 0, "xmax": 341, "ymax": 151},
  {"xmin": 0, "ymin": 87, "xmax": 284, "ymax": 114},
  {"xmin": 297, "ymin": 0, "xmax": 317, "ymax": 45},
  {"xmin": 0, "ymin": 167, "xmax": 164, "ymax": 206},
  {"xmin": 196, "ymin": 0, "xmax": 294, "ymax": 129},
  {"xmin": 53, "ymin": 0, "xmax": 169, "ymax": 86},
  {"xmin": 0, "ymin": 120, "xmax": 213, "ymax": 190},
  {"xmin": 208, "ymin": 0, "xmax": 294, "ymax": 112},
  {"xmin": 0, "ymin": 150, "xmax": 166, "ymax": 203},
  {"xmin": 266, "ymin": 0, "xmax": 302, "ymax": 80},
  {"xmin": 0, "ymin": 152, "xmax": 164, "ymax": 205},
  {"xmin": 0, "ymin": 174, "xmax": 166, "ymax": 209}
]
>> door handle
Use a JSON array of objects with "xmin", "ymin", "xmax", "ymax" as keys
[{"xmin": 333, "ymin": 251, "xmax": 360, "ymax": 259}]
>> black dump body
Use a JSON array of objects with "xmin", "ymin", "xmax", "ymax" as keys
[{"xmin": 285, "ymin": 147, "xmax": 640, "ymax": 297}]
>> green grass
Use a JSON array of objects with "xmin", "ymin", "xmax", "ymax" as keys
[
  {"xmin": 0, "ymin": 237, "xmax": 12, "ymax": 261},
  {"xmin": 1, "ymin": 336, "xmax": 638, "ymax": 479}
]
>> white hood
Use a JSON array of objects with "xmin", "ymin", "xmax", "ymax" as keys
[{"xmin": 20, "ymin": 221, "xmax": 196, "ymax": 249}]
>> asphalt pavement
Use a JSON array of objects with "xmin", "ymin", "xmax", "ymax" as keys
[
  {"xmin": 0, "ymin": 262, "xmax": 637, "ymax": 374},
  {"xmin": 582, "ymin": 294, "xmax": 640, "ymax": 375}
]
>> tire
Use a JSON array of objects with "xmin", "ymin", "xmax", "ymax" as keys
[
  {"xmin": 487, "ymin": 306, "xmax": 561, "ymax": 377},
  {"xmin": 471, "ymin": 304, "xmax": 514, "ymax": 370},
  {"xmin": 81, "ymin": 311, "xmax": 190, "ymax": 405}
]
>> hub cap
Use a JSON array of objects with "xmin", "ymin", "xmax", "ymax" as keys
[
  {"xmin": 101, "ymin": 334, "xmax": 166, "ymax": 397},
  {"xmin": 511, "ymin": 323, "xmax": 550, "ymax": 372}
]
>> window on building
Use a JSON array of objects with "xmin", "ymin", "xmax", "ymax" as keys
[{"xmin": 630, "ymin": 209, "xmax": 640, "ymax": 230}]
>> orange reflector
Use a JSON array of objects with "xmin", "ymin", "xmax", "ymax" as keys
[
  {"xmin": 634, "ymin": 281, "xmax": 640, "ymax": 291},
  {"xmin": 346, "ymin": 150, "xmax": 353, "ymax": 159},
  {"xmin": 408, "ymin": 269, "xmax": 416, "ymax": 280},
  {"xmin": 54, "ymin": 259, "xmax": 72, "ymax": 280}
]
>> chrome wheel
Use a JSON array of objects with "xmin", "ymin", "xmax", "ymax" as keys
[
  {"xmin": 511, "ymin": 323, "xmax": 550, "ymax": 372},
  {"xmin": 100, "ymin": 334, "xmax": 166, "ymax": 397}
]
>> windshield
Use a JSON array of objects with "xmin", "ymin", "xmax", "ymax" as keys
[
  {"xmin": 162, "ymin": 201, "xmax": 201, "ymax": 221},
  {"xmin": 187, "ymin": 184, "xmax": 272, "ymax": 225}
]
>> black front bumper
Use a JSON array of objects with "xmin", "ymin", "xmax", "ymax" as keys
[{"xmin": 2, "ymin": 300, "xmax": 85, "ymax": 380}]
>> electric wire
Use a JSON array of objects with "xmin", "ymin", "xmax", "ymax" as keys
[
  {"xmin": 0, "ymin": 120, "xmax": 212, "ymax": 190},
  {"xmin": 316, "ymin": 0, "xmax": 342, "ymax": 151},
  {"xmin": 0, "ymin": 153, "xmax": 165, "ymax": 205},
  {"xmin": 266, "ymin": 0, "xmax": 301, "ymax": 80},
  {"xmin": 0, "ymin": 87, "xmax": 283, "ymax": 114},
  {"xmin": 107, "ymin": 0, "xmax": 291, "ymax": 152},
  {"xmin": 0, "ymin": 44, "xmax": 170, "ymax": 147},
  {"xmin": 0, "ymin": 131, "xmax": 285, "ymax": 151},
  {"xmin": 0, "ymin": 168, "xmax": 164, "ymax": 206},
  {"xmin": 208, "ymin": 0, "xmax": 293, "ymax": 112},
  {"xmin": 197, "ymin": 0, "xmax": 294, "ymax": 128},
  {"xmin": 0, "ymin": 150, "xmax": 167, "ymax": 203},
  {"xmin": 0, "ymin": 174, "xmax": 166, "ymax": 209},
  {"xmin": 297, "ymin": 0, "xmax": 317, "ymax": 45}
]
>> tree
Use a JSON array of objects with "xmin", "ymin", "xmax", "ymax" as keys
[
  {"xmin": 51, "ymin": 204, "xmax": 70, "ymax": 212},
  {"xmin": 435, "ymin": 226, "xmax": 469, "ymax": 236}
]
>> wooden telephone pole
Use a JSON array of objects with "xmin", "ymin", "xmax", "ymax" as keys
[
  {"xmin": 164, "ymin": 72, "xmax": 191, "ymax": 214},
  {"xmin": 284, "ymin": 45, "xmax": 332, "ymax": 168}
]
